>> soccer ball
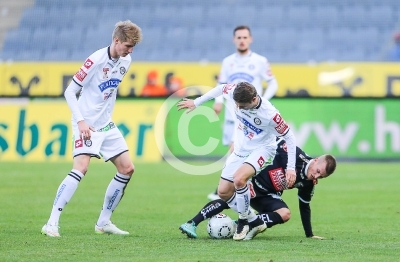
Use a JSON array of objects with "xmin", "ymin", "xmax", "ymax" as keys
[{"xmin": 207, "ymin": 213, "xmax": 236, "ymax": 239}]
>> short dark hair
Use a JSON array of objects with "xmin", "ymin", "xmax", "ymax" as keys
[
  {"xmin": 233, "ymin": 82, "xmax": 257, "ymax": 103},
  {"xmin": 324, "ymin": 154, "xmax": 337, "ymax": 176},
  {"xmin": 233, "ymin": 25, "xmax": 251, "ymax": 36}
]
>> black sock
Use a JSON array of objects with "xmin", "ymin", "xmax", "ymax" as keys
[
  {"xmin": 189, "ymin": 199, "xmax": 229, "ymax": 226},
  {"xmin": 258, "ymin": 212, "xmax": 284, "ymax": 228}
]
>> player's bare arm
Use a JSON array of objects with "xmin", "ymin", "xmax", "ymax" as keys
[
  {"xmin": 285, "ymin": 169, "xmax": 296, "ymax": 188},
  {"xmin": 213, "ymin": 102, "xmax": 223, "ymax": 115}
]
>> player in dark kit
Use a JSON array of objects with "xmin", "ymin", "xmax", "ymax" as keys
[{"xmin": 179, "ymin": 138, "xmax": 337, "ymax": 240}]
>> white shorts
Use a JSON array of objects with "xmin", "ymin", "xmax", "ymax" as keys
[
  {"xmin": 222, "ymin": 119, "xmax": 235, "ymax": 146},
  {"xmin": 72, "ymin": 122, "xmax": 129, "ymax": 161},
  {"xmin": 221, "ymin": 147, "xmax": 276, "ymax": 182}
]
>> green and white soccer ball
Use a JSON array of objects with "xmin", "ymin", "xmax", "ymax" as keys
[{"xmin": 207, "ymin": 213, "xmax": 236, "ymax": 239}]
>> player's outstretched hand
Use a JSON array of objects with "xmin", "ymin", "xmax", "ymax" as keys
[
  {"xmin": 310, "ymin": 235, "xmax": 325, "ymax": 240},
  {"xmin": 177, "ymin": 98, "xmax": 196, "ymax": 114},
  {"xmin": 285, "ymin": 169, "xmax": 296, "ymax": 188}
]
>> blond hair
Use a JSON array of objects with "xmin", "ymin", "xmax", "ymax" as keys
[{"xmin": 112, "ymin": 20, "xmax": 142, "ymax": 46}]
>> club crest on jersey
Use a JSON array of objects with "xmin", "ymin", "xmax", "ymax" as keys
[
  {"xmin": 103, "ymin": 68, "xmax": 110, "ymax": 79},
  {"xmin": 254, "ymin": 118, "xmax": 261, "ymax": 125},
  {"xmin": 120, "ymin": 67, "xmax": 126, "ymax": 75},
  {"xmin": 74, "ymin": 138, "xmax": 83, "ymax": 148},
  {"xmin": 248, "ymin": 64, "xmax": 255, "ymax": 70},
  {"xmin": 222, "ymin": 83, "xmax": 235, "ymax": 94},
  {"xmin": 83, "ymin": 59, "xmax": 94, "ymax": 69},
  {"xmin": 98, "ymin": 78, "xmax": 121, "ymax": 92},
  {"xmin": 75, "ymin": 69, "xmax": 87, "ymax": 82},
  {"xmin": 84, "ymin": 139, "xmax": 92, "ymax": 147}
]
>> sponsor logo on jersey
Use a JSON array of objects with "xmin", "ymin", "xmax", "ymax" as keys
[
  {"xmin": 268, "ymin": 168, "xmax": 288, "ymax": 191},
  {"xmin": 103, "ymin": 89, "xmax": 115, "ymax": 100},
  {"xmin": 273, "ymin": 113, "xmax": 289, "ymax": 134},
  {"xmin": 98, "ymin": 78, "xmax": 121, "ymax": 92},
  {"xmin": 120, "ymin": 67, "xmax": 126, "ymax": 75},
  {"xmin": 222, "ymin": 83, "xmax": 235, "ymax": 94},
  {"xmin": 254, "ymin": 117, "xmax": 261, "ymax": 125},
  {"xmin": 74, "ymin": 138, "xmax": 83, "ymax": 148},
  {"xmin": 228, "ymin": 72, "xmax": 254, "ymax": 83},
  {"xmin": 75, "ymin": 69, "xmax": 87, "ymax": 82},
  {"xmin": 242, "ymin": 126, "xmax": 255, "ymax": 140},
  {"xmin": 84, "ymin": 139, "xmax": 92, "ymax": 147},
  {"xmin": 103, "ymin": 68, "xmax": 110, "ymax": 79},
  {"xmin": 257, "ymin": 156, "xmax": 265, "ymax": 167},
  {"xmin": 84, "ymin": 59, "xmax": 94, "ymax": 69},
  {"xmin": 236, "ymin": 115, "xmax": 263, "ymax": 134}
]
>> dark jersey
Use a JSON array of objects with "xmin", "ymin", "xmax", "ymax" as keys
[{"xmin": 251, "ymin": 138, "xmax": 317, "ymax": 237}]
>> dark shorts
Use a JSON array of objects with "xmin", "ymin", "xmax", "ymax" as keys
[{"xmin": 250, "ymin": 181, "xmax": 288, "ymax": 213}]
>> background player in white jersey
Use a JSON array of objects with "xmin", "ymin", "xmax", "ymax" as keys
[
  {"xmin": 178, "ymin": 82, "xmax": 296, "ymax": 241},
  {"xmin": 41, "ymin": 21, "xmax": 142, "ymax": 237},
  {"xmin": 208, "ymin": 25, "xmax": 279, "ymax": 201}
]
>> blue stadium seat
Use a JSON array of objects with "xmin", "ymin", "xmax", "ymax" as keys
[
  {"xmin": 31, "ymin": 28, "xmax": 59, "ymax": 51},
  {"xmin": 151, "ymin": 6, "xmax": 180, "ymax": 27},
  {"xmin": 147, "ymin": 49, "xmax": 177, "ymax": 61},
  {"xmin": 14, "ymin": 50, "xmax": 44, "ymax": 61},
  {"xmin": 189, "ymin": 27, "xmax": 218, "ymax": 51},
  {"xmin": 203, "ymin": 48, "xmax": 228, "ymax": 62},
  {"xmin": 257, "ymin": 6, "xmax": 285, "ymax": 28},
  {"xmin": 231, "ymin": 6, "xmax": 258, "ymax": 27},
  {"xmin": 70, "ymin": 49, "xmax": 91, "ymax": 61},
  {"xmin": 313, "ymin": 6, "xmax": 340, "ymax": 28},
  {"xmin": 325, "ymin": 28, "xmax": 355, "ymax": 51},
  {"xmin": 2, "ymin": 28, "xmax": 32, "ymax": 52},
  {"xmin": 367, "ymin": 6, "xmax": 394, "ymax": 29},
  {"xmin": 298, "ymin": 28, "xmax": 324, "ymax": 52},
  {"xmin": 82, "ymin": 29, "xmax": 110, "ymax": 51},
  {"xmin": 176, "ymin": 49, "xmax": 204, "ymax": 61},
  {"xmin": 56, "ymin": 27, "xmax": 85, "ymax": 51},
  {"xmin": 125, "ymin": 6, "xmax": 155, "ymax": 28},
  {"xmin": 72, "ymin": 7, "xmax": 100, "ymax": 28},
  {"xmin": 204, "ymin": 5, "xmax": 235, "ymax": 28},
  {"xmin": 175, "ymin": 6, "xmax": 205, "ymax": 28},
  {"xmin": 164, "ymin": 27, "xmax": 190, "ymax": 50},
  {"xmin": 273, "ymin": 28, "xmax": 298, "ymax": 51},
  {"xmin": 285, "ymin": 6, "xmax": 313, "ymax": 28},
  {"xmin": 139, "ymin": 27, "xmax": 164, "ymax": 50},
  {"xmin": 43, "ymin": 50, "xmax": 70, "ymax": 61},
  {"xmin": 47, "ymin": 7, "xmax": 75, "ymax": 29},
  {"xmin": 19, "ymin": 7, "xmax": 47, "ymax": 29},
  {"xmin": 339, "ymin": 6, "xmax": 367, "ymax": 28}
]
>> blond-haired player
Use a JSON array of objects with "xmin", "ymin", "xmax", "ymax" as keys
[{"xmin": 41, "ymin": 21, "xmax": 142, "ymax": 237}]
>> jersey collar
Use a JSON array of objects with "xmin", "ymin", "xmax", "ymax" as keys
[{"xmin": 254, "ymin": 95, "xmax": 262, "ymax": 109}]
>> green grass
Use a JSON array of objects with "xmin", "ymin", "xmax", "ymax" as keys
[{"xmin": 0, "ymin": 161, "xmax": 399, "ymax": 262}]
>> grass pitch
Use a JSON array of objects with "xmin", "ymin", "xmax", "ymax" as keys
[{"xmin": 0, "ymin": 161, "xmax": 399, "ymax": 262}]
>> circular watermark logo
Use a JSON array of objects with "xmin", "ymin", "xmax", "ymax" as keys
[{"xmin": 154, "ymin": 86, "xmax": 234, "ymax": 175}]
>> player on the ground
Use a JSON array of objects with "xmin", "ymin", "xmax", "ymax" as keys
[
  {"xmin": 209, "ymin": 25, "xmax": 278, "ymax": 201},
  {"xmin": 179, "ymin": 138, "xmax": 337, "ymax": 240},
  {"xmin": 41, "ymin": 20, "xmax": 142, "ymax": 237},
  {"xmin": 177, "ymin": 82, "xmax": 296, "ymax": 241}
]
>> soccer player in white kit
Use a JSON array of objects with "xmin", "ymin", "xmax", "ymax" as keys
[
  {"xmin": 41, "ymin": 21, "xmax": 142, "ymax": 237},
  {"xmin": 178, "ymin": 82, "xmax": 296, "ymax": 241},
  {"xmin": 208, "ymin": 25, "xmax": 279, "ymax": 201}
]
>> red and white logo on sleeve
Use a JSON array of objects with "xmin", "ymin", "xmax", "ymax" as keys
[
  {"xmin": 273, "ymin": 113, "xmax": 289, "ymax": 134},
  {"xmin": 74, "ymin": 69, "xmax": 87, "ymax": 82},
  {"xmin": 222, "ymin": 83, "xmax": 235, "ymax": 94},
  {"xmin": 83, "ymin": 59, "xmax": 94, "ymax": 69}
]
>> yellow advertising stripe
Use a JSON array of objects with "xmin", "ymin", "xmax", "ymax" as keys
[
  {"xmin": 1, "ymin": 62, "xmax": 400, "ymax": 97},
  {"xmin": 0, "ymin": 100, "xmax": 163, "ymax": 162}
]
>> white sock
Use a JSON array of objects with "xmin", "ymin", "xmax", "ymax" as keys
[
  {"xmin": 226, "ymin": 193, "xmax": 239, "ymax": 213},
  {"xmin": 236, "ymin": 185, "xmax": 250, "ymax": 220},
  {"xmin": 48, "ymin": 169, "xmax": 83, "ymax": 225},
  {"xmin": 96, "ymin": 173, "xmax": 131, "ymax": 227}
]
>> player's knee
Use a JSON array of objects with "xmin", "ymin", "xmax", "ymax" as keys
[
  {"xmin": 233, "ymin": 176, "xmax": 247, "ymax": 189},
  {"xmin": 73, "ymin": 163, "xmax": 88, "ymax": 175},
  {"xmin": 121, "ymin": 163, "xmax": 134, "ymax": 176},
  {"xmin": 280, "ymin": 208, "xmax": 291, "ymax": 222}
]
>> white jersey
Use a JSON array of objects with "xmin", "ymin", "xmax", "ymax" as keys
[
  {"xmin": 72, "ymin": 46, "xmax": 131, "ymax": 129},
  {"xmin": 194, "ymin": 84, "xmax": 295, "ymax": 170},
  {"xmin": 216, "ymin": 51, "xmax": 276, "ymax": 121}
]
